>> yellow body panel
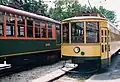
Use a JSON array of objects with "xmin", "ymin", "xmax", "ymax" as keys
[
  {"xmin": 101, "ymin": 51, "xmax": 108, "ymax": 59},
  {"xmin": 100, "ymin": 21, "xmax": 108, "ymax": 28},
  {"xmin": 62, "ymin": 43, "xmax": 101, "ymax": 57}
]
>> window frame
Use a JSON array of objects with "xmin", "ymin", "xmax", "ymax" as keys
[
  {"xmin": 86, "ymin": 21, "xmax": 99, "ymax": 43},
  {"xmin": 6, "ymin": 13, "xmax": 15, "ymax": 37},
  {"xmin": 17, "ymin": 16, "xmax": 25, "ymax": 37},
  {"xmin": 27, "ymin": 18, "xmax": 33, "ymax": 37},
  {"xmin": 71, "ymin": 22, "xmax": 84, "ymax": 43},
  {"xmin": 35, "ymin": 22, "xmax": 41, "ymax": 38},
  {"xmin": 48, "ymin": 23, "xmax": 53, "ymax": 38}
]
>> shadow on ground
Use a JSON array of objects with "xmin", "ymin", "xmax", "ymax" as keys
[{"xmin": 89, "ymin": 54, "xmax": 120, "ymax": 80}]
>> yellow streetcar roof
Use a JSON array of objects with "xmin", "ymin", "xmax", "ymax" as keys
[{"xmin": 62, "ymin": 16, "xmax": 106, "ymax": 22}]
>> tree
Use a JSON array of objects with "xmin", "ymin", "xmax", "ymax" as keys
[
  {"xmin": 49, "ymin": 0, "xmax": 82, "ymax": 20},
  {"xmin": 49, "ymin": 0, "xmax": 116, "ymax": 23},
  {"xmin": 99, "ymin": 6, "xmax": 116, "ymax": 23},
  {"xmin": 0, "ymin": 0, "xmax": 9, "ymax": 5},
  {"xmin": 0, "ymin": 0, "xmax": 48, "ymax": 16}
]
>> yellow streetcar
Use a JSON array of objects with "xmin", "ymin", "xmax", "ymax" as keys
[{"xmin": 61, "ymin": 13, "xmax": 120, "ymax": 69}]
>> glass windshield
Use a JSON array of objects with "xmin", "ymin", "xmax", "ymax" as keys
[
  {"xmin": 71, "ymin": 22, "xmax": 84, "ymax": 43},
  {"xmin": 86, "ymin": 22, "xmax": 99, "ymax": 43},
  {"xmin": 63, "ymin": 23, "xmax": 69, "ymax": 43}
]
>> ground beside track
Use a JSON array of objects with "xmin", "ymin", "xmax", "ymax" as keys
[
  {"xmin": 1, "ymin": 54, "xmax": 120, "ymax": 82},
  {"xmin": 0, "ymin": 61, "xmax": 64, "ymax": 82},
  {"xmin": 54, "ymin": 73, "xmax": 92, "ymax": 82},
  {"xmin": 86, "ymin": 54, "xmax": 120, "ymax": 82},
  {"xmin": 53, "ymin": 68, "xmax": 94, "ymax": 82},
  {"xmin": 54, "ymin": 54, "xmax": 120, "ymax": 82}
]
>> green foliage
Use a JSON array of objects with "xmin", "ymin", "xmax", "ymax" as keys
[
  {"xmin": 49, "ymin": 0, "xmax": 116, "ymax": 23},
  {"xmin": 99, "ymin": 6, "xmax": 116, "ymax": 23},
  {"xmin": 0, "ymin": 0, "xmax": 9, "ymax": 5},
  {"xmin": 0, "ymin": 0, "xmax": 48, "ymax": 16},
  {"xmin": 49, "ymin": 0, "xmax": 80, "ymax": 20}
]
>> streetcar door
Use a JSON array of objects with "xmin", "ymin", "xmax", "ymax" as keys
[{"xmin": 100, "ymin": 21, "xmax": 110, "ymax": 67}]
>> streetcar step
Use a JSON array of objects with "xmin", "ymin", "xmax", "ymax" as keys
[{"xmin": 0, "ymin": 61, "xmax": 11, "ymax": 70}]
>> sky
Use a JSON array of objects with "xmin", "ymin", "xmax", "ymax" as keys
[
  {"xmin": 80, "ymin": 0, "xmax": 120, "ymax": 23},
  {"xmin": 43, "ymin": 0, "xmax": 120, "ymax": 27}
]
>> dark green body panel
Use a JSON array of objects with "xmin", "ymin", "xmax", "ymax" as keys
[{"xmin": 0, "ymin": 39, "xmax": 59, "ymax": 55}]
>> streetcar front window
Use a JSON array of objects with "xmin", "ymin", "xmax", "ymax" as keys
[
  {"xmin": 71, "ymin": 22, "xmax": 84, "ymax": 43},
  {"xmin": 86, "ymin": 22, "xmax": 99, "ymax": 43},
  {"xmin": 63, "ymin": 23, "xmax": 69, "ymax": 43}
]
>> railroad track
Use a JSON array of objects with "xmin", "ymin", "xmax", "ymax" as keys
[
  {"xmin": 0, "ymin": 60, "xmax": 104, "ymax": 82},
  {"xmin": 31, "ymin": 62, "xmax": 98, "ymax": 82},
  {"xmin": 54, "ymin": 54, "xmax": 120, "ymax": 82},
  {"xmin": 31, "ymin": 63, "xmax": 78, "ymax": 82}
]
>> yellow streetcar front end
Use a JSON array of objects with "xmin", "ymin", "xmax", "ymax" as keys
[
  {"xmin": 61, "ymin": 14, "xmax": 111, "ymax": 68},
  {"xmin": 62, "ymin": 43, "xmax": 101, "ymax": 68}
]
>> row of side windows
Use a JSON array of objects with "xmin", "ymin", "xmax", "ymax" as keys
[
  {"xmin": 0, "ymin": 12, "xmax": 57, "ymax": 39},
  {"xmin": 101, "ymin": 29, "xmax": 110, "ymax": 53}
]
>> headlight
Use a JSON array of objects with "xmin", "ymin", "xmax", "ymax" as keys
[{"xmin": 73, "ymin": 47, "xmax": 80, "ymax": 53}]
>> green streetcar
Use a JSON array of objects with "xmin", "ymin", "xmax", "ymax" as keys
[{"xmin": 0, "ymin": 5, "xmax": 61, "ymax": 67}]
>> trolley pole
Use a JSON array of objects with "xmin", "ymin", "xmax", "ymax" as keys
[{"xmin": 88, "ymin": 0, "xmax": 92, "ymax": 9}]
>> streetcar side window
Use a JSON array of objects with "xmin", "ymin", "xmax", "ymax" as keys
[
  {"xmin": 48, "ymin": 23, "xmax": 52, "ymax": 38},
  {"xmin": 71, "ymin": 22, "xmax": 84, "ymax": 43},
  {"xmin": 101, "ymin": 30, "xmax": 103, "ymax": 36},
  {"xmin": 0, "ymin": 25, "xmax": 3, "ymax": 36},
  {"xmin": 6, "ymin": 13, "xmax": 15, "ymax": 36},
  {"xmin": 18, "ymin": 16, "xmax": 25, "ymax": 37},
  {"xmin": 35, "ymin": 22, "xmax": 40, "ymax": 38},
  {"xmin": 63, "ymin": 23, "xmax": 69, "ymax": 43},
  {"xmin": 86, "ymin": 22, "xmax": 99, "ymax": 43},
  {"xmin": 0, "ymin": 12, "xmax": 4, "ymax": 36},
  {"xmin": 27, "ymin": 18, "xmax": 33, "ymax": 37},
  {"xmin": 105, "ymin": 30, "xmax": 107, "ymax": 36},
  {"xmin": 41, "ymin": 22, "xmax": 46, "ymax": 38},
  {"xmin": 35, "ymin": 21, "xmax": 54, "ymax": 39}
]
